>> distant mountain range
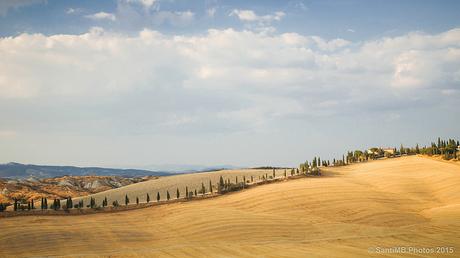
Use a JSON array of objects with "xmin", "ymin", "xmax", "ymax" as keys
[
  {"xmin": 140, "ymin": 164, "xmax": 241, "ymax": 174},
  {"xmin": 0, "ymin": 162, "xmax": 172, "ymax": 179}
]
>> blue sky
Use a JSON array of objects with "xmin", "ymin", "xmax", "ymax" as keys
[
  {"xmin": 2, "ymin": 0, "xmax": 460, "ymax": 38},
  {"xmin": 0, "ymin": 0, "xmax": 459, "ymax": 169}
]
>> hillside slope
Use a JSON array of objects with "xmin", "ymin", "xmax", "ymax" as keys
[
  {"xmin": 0, "ymin": 162, "xmax": 169, "ymax": 179},
  {"xmin": 0, "ymin": 175, "xmax": 156, "ymax": 204},
  {"xmin": 1, "ymin": 156, "xmax": 459, "ymax": 257},
  {"xmin": 73, "ymin": 168, "xmax": 284, "ymax": 205}
]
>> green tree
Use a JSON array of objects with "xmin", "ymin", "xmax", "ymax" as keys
[
  {"xmin": 166, "ymin": 191, "xmax": 170, "ymax": 201},
  {"xmin": 66, "ymin": 196, "xmax": 73, "ymax": 209},
  {"xmin": 176, "ymin": 188, "xmax": 180, "ymax": 199},
  {"xmin": 219, "ymin": 176, "xmax": 224, "ymax": 188},
  {"xmin": 146, "ymin": 193, "xmax": 150, "ymax": 203},
  {"xmin": 157, "ymin": 192, "xmax": 160, "ymax": 202},
  {"xmin": 209, "ymin": 180, "xmax": 213, "ymax": 194},
  {"xmin": 125, "ymin": 194, "xmax": 130, "ymax": 206},
  {"xmin": 136, "ymin": 197, "xmax": 139, "ymax": 205}
]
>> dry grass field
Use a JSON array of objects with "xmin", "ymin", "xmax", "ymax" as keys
[
  {"xmin": 73, "ymin": 168, "xmax": 287, "ymax": 205},
  {"xmin": 1, "ymin": 156, "xmax": 459, "ymax": 257}
]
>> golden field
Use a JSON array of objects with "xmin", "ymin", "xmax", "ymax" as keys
[
  {"xmin": 73, "ymin": 168, "xmax": 285, "ymax": 205},
  {"xmin": 1, "ymin": 155, "xmax": 459, "ymax": 257}
]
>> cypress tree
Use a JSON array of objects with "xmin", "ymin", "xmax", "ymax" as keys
[
  {"xmin": 167, "ymin": 191, "xmax": 170, "ymax": 201},
  {"xmin": 194, "ymin": 189, "xmax": 197, "ymax": 196},
  {"xmin": 251, "ymin": 175, "xmax": 253, "ymax": 182},
  {"xmin": 13, "ymin": 199, "xmax": 18, "ymax": 211},
  {"xmin": 28, "ymin": 202, "xmax": 31, "ymax": 210},
  {"xmin": 176, "ymin": 188, "xmax": 180, "ymax": 199},
  {"xmin": 201, "ymin": 182, "xmax": 206, "ymax": 195},
  {"xmin": 146, "ymin": 193, "xmax": 150, "ymax": 203},
  {"xmin": 273, "ymin": 169, "xmax": 275, "ymax": 178},
  {"xmin": 125, "ymin": 194, "xmax": 129, "ymax": 206},
  {"xmin": 104, "ymin": 197, "xmax": 107, "ymax": 207},
  {"xmin": 44, "ymin": 198, "xmax": 48, "ymax": 209},
  {"xmin": 219, "ymin": 176, "xmax": 224, "ymax": 188},
  {"xmin": 31, "ymin": 199, "xmax": 34, "ymax": 209},
  {"xmin": 157, "ymin": 192, "xmax": 160, "ymax": 202},
  {"xmin": 136, "ymin": 197, "xmax": 139, "ymax": 205},
  {"xmin": 209, "ymin": 180, "xmax": 213, "ymax": 193},
  {"xmin": 41, "ymin": 198, "xmax": 44, "ymax": 210}
]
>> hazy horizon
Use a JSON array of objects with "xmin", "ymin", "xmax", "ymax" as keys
[{"xmin": 0, "ymin": 0, "xmax": 459, "ymax": 168}]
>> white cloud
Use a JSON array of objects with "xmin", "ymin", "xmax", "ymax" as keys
[
  {"xmin": 66, "ymin": 8, "xmax": 82, "ymax": 15},
  {"xmin": 230, "ymin": 9, "xmax": 285, "ymax": 25},
  {"xmin": 125, "ymin": 0, "xmax": 157, "ymax": 9},
  {"xmin": 0, "ymin": 27, "xmax": 459, "ymax": 136},
  {"xmin": 85, "ymin": 12, "xmax": 116, "ymax": 21}
]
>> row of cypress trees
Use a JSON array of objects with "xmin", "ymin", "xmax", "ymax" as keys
[
  {"xmin": 7, "ymin": 169, "xmax": 312, "ymax": 212},
  {"xmin": 4, "ymin": 170, "xmax": 308, "ymax": 212}
]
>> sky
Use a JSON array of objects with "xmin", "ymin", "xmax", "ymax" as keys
[{"xmin": 0, "ymin": 0, "xmax": 459, "ymax": 169}]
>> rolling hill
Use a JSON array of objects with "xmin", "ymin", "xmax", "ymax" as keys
[
  {"xmin": 73, "ymin": 168, "xmax": 285, "ymax": 204},
  {"xmin": 0, "ymin": 162, "xmax": 171, "ymax": 179},
  {"xmin": 1, "ymin": 156, "xmax": 459, "ymax": 257}
]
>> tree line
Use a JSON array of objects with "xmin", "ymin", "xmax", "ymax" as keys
[
  {"xmin": 2, "ymin": 169, "xmax": 306, "ymax": 212},
  {"xmin": 2, "ymin": 137, "xmax": 457, "ymax": 213}
]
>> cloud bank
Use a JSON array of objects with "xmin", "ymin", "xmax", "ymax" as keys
[{"xmin": 0, "ymin": 27, "xmax": 459, "ymax": 165}]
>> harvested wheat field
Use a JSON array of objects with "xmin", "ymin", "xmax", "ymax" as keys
[
  {"xmin": 1, "ymin": 156, "xmax": 459, "ymax": 257},
  {"xmin": 73, "ymin": 168, "xmax": 287, "ymax": 205}
]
